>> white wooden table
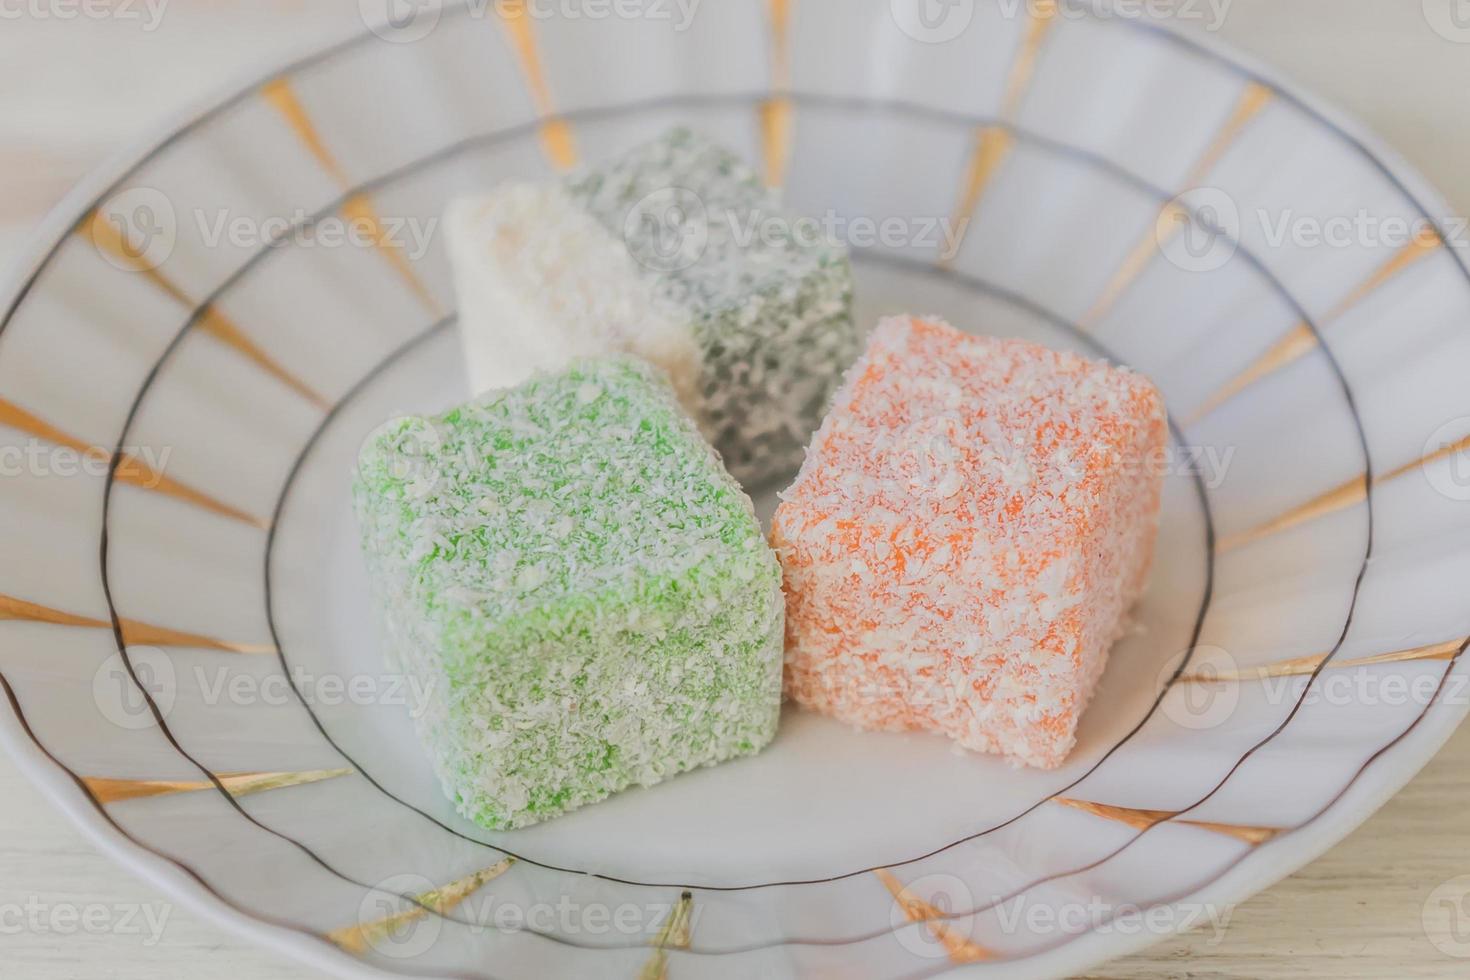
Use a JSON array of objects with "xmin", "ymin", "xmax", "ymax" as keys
[{"xmin": 1, "ymin": 2, "xmax": 1467, "ymax": 977}]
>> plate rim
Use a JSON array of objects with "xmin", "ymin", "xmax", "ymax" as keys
[{"xmin": 1, "ymin": 4, "xmax": 1466, "ymax": 978}]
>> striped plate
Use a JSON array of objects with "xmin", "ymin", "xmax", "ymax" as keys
[{"xmin": 2, "ymin": 1, "xmax": 1468, "ymax": 977}]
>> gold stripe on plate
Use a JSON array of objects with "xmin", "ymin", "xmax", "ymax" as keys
[
  {"xmin": 1186, "ymin": 227, "xmax": 1441, "ymax": 424},
  {"xmin": 1000, "ymin": 0, "xmax": 1059, "ymax": 119},
  {"xmin": 1185, "ymin": 321, "xmax": 1316, "ymax": 426},
  {"xmin": 1180, "ymin": 638, "xmax": 1465, "ymax": 684},
  {"xmin": 496, "ymin": 0, "xmax": 579, "ymax": 170},
  {"xmin": 1219, "ymin": 419, "xmax": 1470, "ymax": 552},
  {"xmin": 1182, "ymin": 81, "xmax": 1273, "ymax": 189},
  {"xmin": 261, "ymin": 78, "xmax": 351, "ymax": 187},
  {"xmin": 942, "ymin": 0, "xmax": 1058, "ymax": 264},
  {"xmin": 759, "ymin": 0, "xmax": 795, "ymax": 188},
  {"xmin": 0, "ymin": 593, "xmax": 276, "ymax": 655},
  {"xmin": 1077, "ymin": 198, "xmax": 1188, "ymax": 330},
  {"xmin": 339, "ymin": 194, "xmax": 445, "ymax": 315},
  {"xmin": 84, "ymin": 209, "xmax": 331, "ymax": 411},
  {"xmin": 946, "ymin": 126, "xmax": 1015, "ymax": 264},
  {"xmin": 84, "ymin": 768, "xmax": 353, "ymax": 804},
  {"xmin": 1217, "ymin": 471, "xmax": 1367, "ymax": 553},
  {"xmin": 874, "ymin": 868, "xmax": 992, "ymax": 964},
  {"xmin": 0, "ymin": 395, "xmax": 268, "ymax": 528},
  {"xmin": 195, "ymin": 305, "xmax": 333, "ymax": 411},
  {"xmin": 759, "ymin": 97, "xmax": 794, "ymax": 191},
  {"xmin": 261, "ymin": 79, "xmax": 444, "ymax": 317},
  {"xmin": 1078, "ymin": 82, "xmax": 1272, "ymax": 329},
  {"xmin": 329, "ymin": 858, "xmax": 516, "ymax": 955},
  {"xmin": 637, "ymin": 891, "xmax": 694, "ymax": 980},
  {"xmin": 1054, "ymin": 798, "xmax": 1282, "ymax": 846}
]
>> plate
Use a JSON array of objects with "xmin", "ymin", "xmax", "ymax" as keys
[{"xmin": 2, "ymin": 1, "xmax": 1469, "ymax": 977}]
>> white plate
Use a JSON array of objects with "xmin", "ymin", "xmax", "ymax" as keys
[{"xmin": 2, "ymin": 1, "xmax": 1469, "ymax": 977}]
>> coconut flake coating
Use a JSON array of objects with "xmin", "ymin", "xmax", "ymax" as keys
[
  {"xmin": 353, "ymin": 357, "xmax": 784, "ymax": 829},
  {"xmin": 443, "ymin": 183, "xmax": 702, "ymax": 410},
  {"xmin": 448, "ymin": 127, "xmax": 857, "ymax": 487},
  {"xmin": 772, "ymin": 316, "xmax": 1166, "ymax": 769}
]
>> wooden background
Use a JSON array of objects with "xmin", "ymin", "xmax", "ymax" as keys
[{"xmin": 1, "ymin": 1, "xmax": 1468, "ymax": 977}]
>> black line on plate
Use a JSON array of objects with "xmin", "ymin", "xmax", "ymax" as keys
[
  {"xmin": 256, "ymin": 93, "xmax": 1361, "ymax": 897},
  {"xmin": 90, "ymin": 319, "xmax": 529, "ymax": 974},
  {"xmin": 0, "ymin": 662, "xmax": 487, "ymax": 980},
  {"xmin": 0, "ymin": 9, "xmax": 1451, "ymax": 970},
  {"xmin": 1059, "ymin": 0, "xmax": 1470, "ymax": 286},
  {"xmin": 1, "ymin": 0, "xmax": 1466, "ymax": 352},
  {"xmin": 0, "ymin": 0, "xmax": 492, "ymax": 337},
  {"xmin": 80, "ymin": 312, "xmax": 744, "ymax": 965},
  {"xmin": 888, "ymin": 641, "xmax": 1470, "ymax": 980},
  {"xmin": 257, "ymin": 247, "xmax": 1217, "ymax": 898},
  {"xmin": 248, "ymin": 119, "xmax": 1234, "ymax": 900},
  {"xmin": 0, "ymin": 89, "xmax": 1373, "ymax": 971},
  {"xmin": 66, "ymin": 90, "xmax": 1376, "ymax": 963}
]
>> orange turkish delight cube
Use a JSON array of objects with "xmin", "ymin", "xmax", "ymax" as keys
[{"xmin": 772, "ymin": 315, "xmax": 1166, "ymax": 768}]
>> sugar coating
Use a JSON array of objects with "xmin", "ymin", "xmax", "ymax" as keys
[
  {"xmin": 772, "ymin": 316, "xmax": 1166, "ymax": 769},
  {"xmin": 354, "ymin": 357, "xmax": 784, "ymax": 829},
  {"xmin": 447, "ymin": 127, "xmax": 858, "ymax": 487}
]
